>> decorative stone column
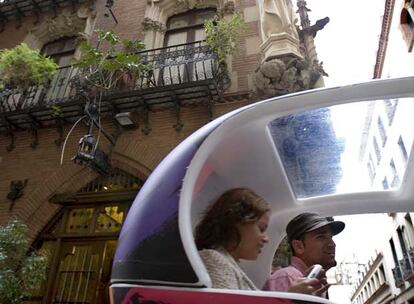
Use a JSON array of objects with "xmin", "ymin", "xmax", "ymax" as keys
[{"xmin": 253, "ymin": 0, "xmax": 329, "ymax": 99}]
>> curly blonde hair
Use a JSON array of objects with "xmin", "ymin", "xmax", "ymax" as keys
[{"xmin": 195, "ymin": 188, "xmax": 270, "ymax": 250}]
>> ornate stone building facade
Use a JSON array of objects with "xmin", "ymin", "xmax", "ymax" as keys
[{"xmin": 0, "ymin": 0, "xmax": 328, "ymax": 302}]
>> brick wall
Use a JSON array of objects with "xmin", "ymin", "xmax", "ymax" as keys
[
  {"xmin": 0, "ymin": 99, "xmax": 249, "ymax": 242},
  {"xmin": 0, "ymin": 14, "xmax": 50, "ymax": 49}
]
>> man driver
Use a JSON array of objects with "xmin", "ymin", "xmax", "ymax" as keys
[{"xmin": 263, "ymin": 212, "xmax": 345, "ymax": 297}]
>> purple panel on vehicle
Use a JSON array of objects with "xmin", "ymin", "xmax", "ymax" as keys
[{"xmin": 111, "ymin": 106, "xmax": 247, "ymax": 284}]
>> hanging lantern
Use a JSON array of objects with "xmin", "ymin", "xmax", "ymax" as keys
[{"xmin": 72, "ymin": 134, "xmax": 111, "ymax": 175}]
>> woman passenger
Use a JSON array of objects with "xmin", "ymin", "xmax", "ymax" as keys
[{"xmin": 194, "ymin": 188, "xmax": 326, "ymax": 294}]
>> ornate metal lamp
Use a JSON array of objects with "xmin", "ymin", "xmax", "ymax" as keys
[{"xmin": 72, "ymin": 134, "xmax": 111, "ymax": 175}]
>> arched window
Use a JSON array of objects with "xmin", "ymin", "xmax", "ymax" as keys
[
  {"xmin": 42, "ymin": 36, "xmax": 77, "ymax": 66},
  {"xmin": 164, "ymin": 8, "xmax": 216, "ymax": 47},
  {"xmin": 29, "ymin": 169, "xmax": 143, "ymax": 304}
]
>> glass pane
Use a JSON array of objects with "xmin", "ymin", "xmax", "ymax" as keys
[
  {"xmin": 96, "ymin": 241, "xmax": 117, "ymax": 303},
  {"xmin": 168, "ymin": 16, "xmax": 188, "ymax": 30},
  {"xmin": 193, "ymin": 32, "xmax": 213, "ymax": 81},
  {"xmin": 95, "ymin": 205, "xmax": 126, "ymax": 233},
  {"xmin": 65, "ymin": 208, "xmax": 94, "ymax": 233},
  {"xmin": 195, "ymin": 10, "xmax": 216, "ymax": 24},
  {"xmin": 268, "ymin": 98, "xmax": 414, "ymax": 198},
  {"xmin": 164, "ymin": 32, "xmax": 187, "ymax": 85},
  {"xmin": 53, "ymin": 244, "xmax": 101, "ymax": 303}
]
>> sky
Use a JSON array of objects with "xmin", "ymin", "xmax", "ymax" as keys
[
  {"xmin": 302, "ymin": 1, "xmax": 389, "ymax": 302},
  {"xmin": 305, "ymin": 1, "xmax": 385, "ymax": 87}
]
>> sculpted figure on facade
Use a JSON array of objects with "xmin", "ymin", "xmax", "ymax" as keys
[
  {"xmin": 260, "ymin": 0, "xmax": 298, "ymax": 40},
  {"xmin": 253, "ymin": 56, "xmax": 328, "ymax": 98}
]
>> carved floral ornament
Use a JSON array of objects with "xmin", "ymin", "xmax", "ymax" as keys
[
  {"xmin": 146, "ymin": 0, "xmax": 232, "ymax": 17},
  {"xmin": 24, "ymin": 6, "xmax": 95, "ymax": 50},
  {"xmin": 142, "ymin": 17, "xmax": 166, "ymax": 32},
  {"xmin": 44, "ymin": 11, "xmax": 86, "ymax": 37}
]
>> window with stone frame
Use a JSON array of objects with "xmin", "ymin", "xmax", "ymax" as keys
[
  {"xmin": 162, "ymin": 8, "xmax": 217, "ymax": 84},
  {"xmin": 164, "ymin": 8, "xmax": 216, "ymax": 46}
]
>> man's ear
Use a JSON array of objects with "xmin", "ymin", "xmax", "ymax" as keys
[{"xmin": 291, "ymin": 239, "xmax": 305, "ymax": 255}]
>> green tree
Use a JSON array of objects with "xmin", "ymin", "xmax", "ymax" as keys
[
  {"xmin": 0, "ymin": 43, "xmax": 58, "ymax": 90},
  {"xmin": 204, "ymin": 13, "xmax": 246, "ymax": 65},
  {"xmin": 75, "ymin": 30, "xmax": 149, "ymax": 91},
  {"xmin": 273, "ymin": 236, "xmax": 292, "ymax": 268},
  {"xmin": 0, "ymin": 220, "xmax": 48, "ymax": 304}
]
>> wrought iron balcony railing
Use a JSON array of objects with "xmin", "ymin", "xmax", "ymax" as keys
[
  {"xmin": 0, "ymin": 41, "xmax": 227, "ymax": 132},
  {"xmin": 392, "ymin": 263, "xmax": 405, "ymax": 288},
  {"xmin": 402, "ymin": 249, "xmax": 414, "ymax": 282},
  {"xmin": 0, "ymin": 64, "xmax": 78, "ymax": 113}
]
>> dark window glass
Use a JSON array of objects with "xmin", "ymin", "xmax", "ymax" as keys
[
  {"xmin": 41, "ymin": 36, "xmax": 78, "ymax": 101},
  {"xmin": 164, "ymin": 8, "xmax": 216, "ymax": 46},
  {"xmin": 397, "ymin": 227, "xmax": 408, "ymax": 256},
  {"xmin": 390, "ymin": 238, "xmax": 399, "ymax": 265},
  {"xmin": 42, "ymin": 36, "xmax": 77, "ymax": 66}
]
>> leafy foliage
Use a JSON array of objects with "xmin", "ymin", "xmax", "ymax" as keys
[
  {"xmin": 273, "ymin": 236, "xmax": 292, "ymax": 268},
  {"xmin": 49, "ymin": 104, "xmax": 64, "ymax": 118},
  {"xmin": 75, "ymin": 30, "xmax": 149, "ymax": 91},
  {"xmin": 0, "ymin": 220, "xmax": 48, "ymax": 304},
  {"xmin": 0, "ymin": 43, "xmax": 58, "ymax": 90},
  {"xmin": 204, "ymin": 13, "xmax": 246, "ymax": 64}
]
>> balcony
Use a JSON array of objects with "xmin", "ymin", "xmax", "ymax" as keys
[
  {"xmin": 402, "ymin": 249, "xmax": 414, "ymax": 283},
  {"xmin": 392, "ymin": 263, "xmax": 405, "ymax": 288},
  {"xmin": 0, "ymin": 41, "xmax": 227, "ymax": 133},
  {"xmin": 0, "ymin": 0, "xmax": 86, "ymax": 30}
]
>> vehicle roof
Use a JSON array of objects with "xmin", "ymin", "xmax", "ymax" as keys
[{"xmin": 179, "ymin": 76, "xmax": 414, "ymax": 288}]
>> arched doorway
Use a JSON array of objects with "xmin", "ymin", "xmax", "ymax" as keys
[{"xmin": 31, "ymin": 169, "xmax": 143, "ymax": 304}]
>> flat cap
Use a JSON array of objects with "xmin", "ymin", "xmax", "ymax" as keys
[{"xmin": 286, "ymin": 212, "xmax": 345, "ymax": 241}]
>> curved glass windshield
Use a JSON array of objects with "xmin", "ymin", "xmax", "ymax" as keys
[{"xmin": 269, "ymin": 98, "xmax": 414, "ymax": 198}]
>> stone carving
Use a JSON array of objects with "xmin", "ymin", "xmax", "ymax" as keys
[
  {"xmin": 142, "ymin": 17, "xmax": 166, "ymax": 32},
  {"xmin": 172, "ymin": 0, "xmax": 221, "ymax": 14},
  {"xmin": 299, "ymin": 16, "xmax": 330, "ymax": 39},
  {"xmin": 260, "ymin": 0, "xmax": 298, "ymax": 40},
  {"xmin": 7, "ymin": 179, "xmax": 28, "ymax": 210},
  {"xmin": 45, "ymin": 11, "xmax": 85, "ymax": 37},
  {"xmin": 24, "ymin": 6, "xmax": 95, "ymax": 49},
  {"xmin": 176, "ymin": 0, "xmax": 203, "ymax": 10},
  {"xmin": 220, "ymin": 1, "xmax": 235, "ymax": 16},
  {"xmin": 253, "ymin": 55, "xmax": 328, "ymax": 98}
]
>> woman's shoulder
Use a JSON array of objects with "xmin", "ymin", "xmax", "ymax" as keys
[
  {"xmin": 199, "ymin": 248, "xmax": 236, "ymax": 266},
  {"xmin": 199, "ymin": 248, "xmax": 227, "ymax": 261}
]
